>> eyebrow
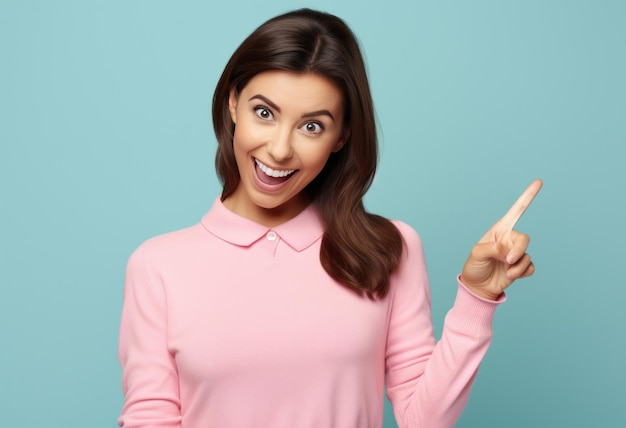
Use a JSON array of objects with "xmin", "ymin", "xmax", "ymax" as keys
[{"xmin": 248, "ymin": 94, "xmax": 335, "ymax": 122}]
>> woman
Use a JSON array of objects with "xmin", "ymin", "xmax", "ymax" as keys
[{"xmin": 118, "ymin": 8, "xmax": 541, "ymax": 428}]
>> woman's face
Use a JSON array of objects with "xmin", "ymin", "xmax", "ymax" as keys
[{"xmin": 225, "ymin": 70, "xmax": 346, "ymax": 226}]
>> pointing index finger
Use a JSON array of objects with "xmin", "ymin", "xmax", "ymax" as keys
[{"xmin": 500, "ymin": 179, "xmax": 543, "ymax": 229}]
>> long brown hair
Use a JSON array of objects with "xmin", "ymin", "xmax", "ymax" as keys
[{"xmin": 212, "ymin": 8, "xmax": 403, "ymax": 299}]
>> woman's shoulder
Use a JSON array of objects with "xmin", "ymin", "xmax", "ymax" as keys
[
  {"xmin": 128, "ymin": 222, "xmax": 205, "ymax": 264},
  {"xmin": 388, "ymin": 219, "xmax": 423, "ymax": 249}
]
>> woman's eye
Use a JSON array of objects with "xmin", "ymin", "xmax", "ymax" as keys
[
  {"xmin": 254, "ymin": 107, "xmax": 273, "ymax": 120},
  {"xmin": 301, "ymin": 121, "xmax": 323, "ymax": 134}
]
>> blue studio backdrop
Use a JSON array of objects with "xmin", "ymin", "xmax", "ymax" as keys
[{"xmin": 1, "ymin": 1, "xmax": 624, "ymax": 427}]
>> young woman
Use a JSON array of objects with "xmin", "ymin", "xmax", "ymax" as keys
[{"xmin": 118, "ymin": 8, "xmax": 542, "ymax": 428}]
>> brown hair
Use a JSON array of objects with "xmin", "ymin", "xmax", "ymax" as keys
[{"xmin": 212, "ymin": 8, "xmax": 403, "ymax": 299}]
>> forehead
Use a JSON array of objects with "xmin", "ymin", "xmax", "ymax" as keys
[{"xmin": 241, "ymin": 70, "xmax": 344, "ymax": 113}]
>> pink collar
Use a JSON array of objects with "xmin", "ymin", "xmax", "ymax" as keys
[{"xmin": 200, "ymin": 197, "xmax": 324, "ymax": 252}]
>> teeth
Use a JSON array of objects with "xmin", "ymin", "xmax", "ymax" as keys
[{"xmin": 255, "ymin": 159, "xmax": 295, "ymax": 178}]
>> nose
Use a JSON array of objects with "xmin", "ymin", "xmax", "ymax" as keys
[{"xmin": 266, "ymin": 127, "xmax": 293, "ymax": 162}]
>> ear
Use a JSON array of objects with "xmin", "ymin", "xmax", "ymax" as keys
[
  {"xmin": 332, "ymin": 129, "xmax": 350, "ymax": 153},
  {"xmin": 228, "ymin": 88, "xmax": 238, "ymax": 124}
]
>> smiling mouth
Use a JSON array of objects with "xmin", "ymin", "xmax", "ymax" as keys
[{"xmin": 254, "ymin": 158, "xmax": 296, "ymax": 185}]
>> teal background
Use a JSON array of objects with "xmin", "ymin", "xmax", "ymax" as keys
[{"xmin": 1, "ymin": 0, "xmax": 624, "ymax": 427}]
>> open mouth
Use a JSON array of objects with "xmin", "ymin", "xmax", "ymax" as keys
[{"xmin": 254, "ymin": 158, "xmax": 296, "ymax": 185}]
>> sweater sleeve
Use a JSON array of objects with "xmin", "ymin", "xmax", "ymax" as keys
[
  {"xmin": 385, "ymin": 222, "xmax": 503, "ymax": 428},
  {"xmin": 118, "ymin": 244, "xmax": 182, "ymax": 428}
]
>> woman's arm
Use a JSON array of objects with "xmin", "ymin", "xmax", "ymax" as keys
[
  {"xmin": 386, "ymin": 180, "xmax": 541, "ymax": 428},
  {"xmin": 118, "ymin": 245, "xmax": 182, "ymax": 428}
]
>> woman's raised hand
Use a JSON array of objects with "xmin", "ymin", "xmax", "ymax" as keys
[{"xmin": 460, "ymin": 180, "xmax": 543, "ymax": 301}]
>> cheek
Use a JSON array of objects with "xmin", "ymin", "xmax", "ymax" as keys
[
  {"xmin": 232, "ymin": 120, "xmax": 266, "ymax": 153},
  {"xmin": 299, "ymin": 142, "xmax": 338, "ymax": 171},
  {"xmin": 231, "ymin": 130, "xmax": 252, "ymax": 171},
  {"xmin": 232, "ymin": 125, "xmax": 252, "ymax": 155}
]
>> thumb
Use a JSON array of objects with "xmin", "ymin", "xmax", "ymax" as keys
[{"xmin": 469, "ymin": 241, "xmax": 509, "ymax": 264}]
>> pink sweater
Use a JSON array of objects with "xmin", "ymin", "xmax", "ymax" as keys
[{"xmin": 118, "ymin": 198, "xmax": 503, "ymax": 428}]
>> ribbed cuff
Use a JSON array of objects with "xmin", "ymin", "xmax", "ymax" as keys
[
  {"xmin": 457, "ymin": 275, "xmax": 507, "ymax": 305},
  {"xmin": 446, "ymin": 275, "xmax": 506, "ymax": 337}
]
